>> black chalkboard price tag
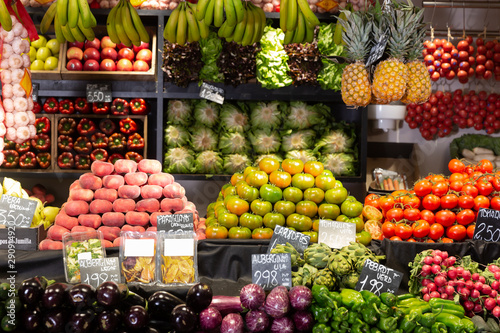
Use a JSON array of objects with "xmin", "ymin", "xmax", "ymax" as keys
[
  {"xmin": 318, "ymin": 220, "xmax": 356, "ymax": 249},
  {"xmin": 32, "ymin": 83, "xmax": 39, "ymax": 102},
  {"xmin": 86, "ymin": 83, "xmax": 112, "ymax": 103},
  {"xmin": 473, "ymin": 208, "xmax": 500, "ymax": 241},
  {"xmin": 79, "ymin": 257, "xmax": 121, "ymax": 289},
  {"xmin": 355, "ymin": 259, "xmax": 403, "ymax": 296},
  {"xmin": 267, "ymin": 225, "xmax": 310, "ymax": 254},
  {"xmin": 0, "ymin": 195, "xmax": 38, "ymax": 228},
  {"xmin": 157, "ymin": 213, "xmax": 194, "ymax": 233},
  {"xmin": 365, "ymin": 29, "xmax": 389, "ymax": 67},
  {"xmin": 251, "ymin": 253, "xmax": 292, "ymax": 290},
  {"xmin": 199, "ymin": 82, "xmax": 224, "ymax": 105}
]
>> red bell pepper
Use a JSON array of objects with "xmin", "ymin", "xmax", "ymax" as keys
[
  {"xmin": 15, "ymin": 141, "xmax": 31, "ymax": 154},
  {"xmin": 2, "ymin": 150, "xmax": 19, "ymax": 168},
  {"xmin": 58, "ymin": 118, "xmax": 77, "ymax": 135},
  {"xmin": 31, "ymin": 134, "xmax": 51, "ymax": 152},
  {"xmin": 108, "ymin": 153, "xmax": 124, "ymax": 164},
  {"xmin": 75, "ymin": 154, "xmax": 91, "ymax": 170},
  {"xmin": 57, "ymin": 135, "xmax": 74, "ymax": 152},
  {"xmin": 36, "ymin": 153, "xmax": 51, "ymax": 169},
  {"xmin": 59, "ymin": 99, "xmax": 75, "ymax": 114},
  {"xmin": 91, "ymin": 149, "xmax": 108, "ymax": 162},
  {"xmin": 130, "ymin": 98, "xmax": 148, "ymax": 115},
  {"xmin": 108, "ymin": 133, "xmax": 126, "ymax": 152},
  {"xmin": 91, "ymin": 133, "xmax": 109, "ymax": 149},
  {"xmin": 33, "ymin": 101, "xmax": 42, "ymax": 114},
  {"xmin": 75, "ymin": 98, "xmax": 91, "ymax": 114},
  {"xmin": 125, "ymin": 151, "xmax": 143, "ymax": 162},
  {"xmin": 77, "ymin": 118, "xmax": 97, "ymax": 136},
  {"xmin": 74, "ymin": 137, "xmax": 92, "ymax": 154},
  {"xmin": 99, "ymin": 119, "xmax": 116, "ymax": 136},
  {"xmin": 4, "ymin": 138, "xmax": 15, "ymax": 150},
  {"xmin": 35, "ymin": 117, "xmax": 51, "ymax": 134},
  {"xmin": 93, "ymin": 102, "xmax": 110, "ymax": 114},
  {"xmin": 127, "ymin": 133, "xmax": 145, "ymax": 151},
  {"xmin": 119, "ymin": 118, "xmax": 138, "ymax": 135},
  {"xmin": 58, "ymin": 152, "xmax": 74, "ymax": 169},
  {"xmin": 19, "ymin": 152, "xmax": 37, "ymax": 169},
  {"xmin": 43, "ymin": 97, "xmax": 59, "ymax": 114},
  {"xmin": 111, "ymin": 98, "xmax": 129, "ymax": 115}
]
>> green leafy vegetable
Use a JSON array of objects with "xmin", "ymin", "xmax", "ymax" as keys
[
  {"xmin": 190, "ymin": 127, "xmax": 218, "ymax": 152},
  {"xmin": 223, "ymin": 154, "xmax": 252, "ymax": 174},
  {"xmin": 284, "ymin": 101, "xmax": 329, "ymax": 129},
  {"xmin": 193, "ymin": 100, "xmax": 220, "ymax": 128},
  {"xmin": 285, "ymin": 149, "xmax": 317, "ymax": 164},
  {"xmin": 248, "ymin": 101, "xmax": 284, "ymax": 129},
  {"xmin": 220, "ymin": 103, "xmax": 249, "ymax": 132},
  {"xmin": 219, "ymin": 132, "xmax": 250, "ymax": 154},
  {"xmin": 249, "ymin": 129, "xmax": 281, "ymax": 154},
  {"xmin": 199, "ymin": 31, "xmax": 224, "ymax": 83},
  {"xmin": 166, "ymin": 99, "xmax": 192, "ymax": 126},
  {"xmin": 320, "ymin": 153, "xmax": 358, "ymax": 176},
  {"xmin": 281, "ymin": 129, "xmax": 316, "ymax": 152},
  {"xmin": 195, "ymin": 150, "xmax": 223, "ymax": 174},
  {"xmin": 314, "ymin": 123, "xmax": 356, "ymax": 154},
  {"xmin": 164, "ymin": 125, "xmax": 190, "ymax": 148},
  {"xmin": 449, "ymin": 134, "xmax": 500, "ymax": 159},
  {"xmin": 164, "ymin": 147, "xmax": 196, "ymax": 173}
]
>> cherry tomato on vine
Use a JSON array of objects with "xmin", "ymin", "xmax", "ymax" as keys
[
  {"xmin": 403, "ymin": 207, "xmax": 421, "ymax": 221},
  {"xmin": 491, "ymin": 177, "xmax": 500, "ymax": 191},
  {"xmin": 420, "ymin": 210, "xmax": 435, "ymax": 224},
  {"xmin": 458, "ymin": 194, "xmax": 475, "ymax": 209},
  {"xmin": 476, "ymin": 178, "xmax": 494, "ymax": 196},
  {"xmin": 441, "ymin": 193, "xmax": 459, "ymax": 209},
  {"xmin": 414, "ymin": 180, "xmax": 432, "ymax": 197},
  {"xmin": 466, "ymin": 224, "xmax": 475, "ymax": 239},
  {"xmin": 364, "ymin": 193, "xmax": 381, "ymax": 209},
  {"xmin": 432, "ymin": 181, "xmax": 449, "ymax": 197},
  {"xmin": 403, "ymin": 195, "xmax": 421, "ymax": 209},
  {"xmin": 386, "ymin": 207, "xmax": 404, "ymax": 222},
  {"xmin": 462, "ymin": 183, "xmax": 479, "ymax": 197},
  {"xmin": 448, "ymin": 158, "xmax": 465, "ymax": 173},
  {"xmin": 379, "ymin": 195, "xmax": 396, "ymax": 211},
  {"xmin": 449, "ymin": 172, "xmax": 466, "ymax": 183},
  {"xmin": 491, "ymin": 197, "xmax": 500, "ymax": 211},
  {"xmin": 456, "ymin": 209, "xmax": 475, "ymax": 226},
  {"xmin": 413, "ymin": 220, "xmax": 430, "ymax": 238},
  {"xmin": 477, "ymin": 159, "xmax": 494, "ymax": 173},
  {"xmin": 435, "ymin": 210, "xmax": 456, "ymax": 227},
  {"xmin": 429, "ymin": 223, "xmax": 445, "ymax": 240},
  {"xmin": 429, "ymin": 174, "xmax": 447, "ymax": 183},
  {"xmin": 382, "ymin": 221, "xmax": 396, "ymax": 238},
  {"xmin": 441, "ymin": 237, "xmax": 454, "ymax": 243},
  {"xmin": 395, "ymin": 223, "xmax": 413, "ymax": 240},
  {"xmin": 422, "ymin": 194, "xmax": 441, "ymax": 211},
  {"xmin": 390, "ymin": 235, "xmax": 403, "ymax": 241},
  {"xmin": 474, "ymin": 195, "xmax": 490, "ymax": 211},
  {"xmin": 449, "ymin": 180, "xmax": 464, "ymax": 192}
]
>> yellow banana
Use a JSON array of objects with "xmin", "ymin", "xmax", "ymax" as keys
[
  {"xmin": 54, "ymin": 14, "xmax": 65, "ymax": 43},
  {"xmin": 0, "ymin": 0, "xmax": 12, "ymax": 32},
  {"xmin": 67, "ymin": 0, "xmax": 79, "ymax": 28},
  {"xmin": 297, "ymin": 0, "xmax": 319, "ymax": 27},
  {"xmin": 292, "ymin": 10, "xmax": 305, "ymax": 43},
  {"xmin": 78, "ymin": 16, "xmax": 96, "ymax": 41},
  {"xmin": 253, "ymin": 4, "xmax": 265, "ymax": 43},
  {"xmin": 40, "ymin": 2, "xmax": 57, "ymax": 34},
  {"xmin": 115, "ymin": 1, "xmax": 132, "ymax": 46},
  {"xmin": 195, "ymin": 0, "xmax": 211, "ymax": 21},
  {"xmin": 185, "ymin": 3, "xmax": 200, "ymax": 42},
  {"xmin": 241, "ymin": 5, "xmax": 254, "ymax": 46},
  {"xmin": 60, "ymin": 24, "xmax": 76, "ymax": 42},
  {"xmin": 333, "ymin": 11, "xmax": 346, "ymax": 45},
  {"xmin": 204, "ymin": 0, "xmax": 215, "ymax": 26},
  {"xmin": 286, "ymin": 0, "xmax": 297, "ymax": 31},
  {"xmin": 70, "ymin": 24, "xmax": 86, "ymax": 42},
  {"xmin": 89, "ymin": 11, "xmax": 97, "ymax": 27},
  {"xmin": 56, "ymin": 0, "xmax": 68, "ymax": 26},
  {"xmin": 176, "ymin": 2, "xmax": 187, "ymax": 45},
  {"xmin": 122, "ymin": 0, "xmax": 141, "ymax": 46},
  {"xmin": 280, "ymin": 0, "xmax": 288, "ymax": 32},
  {"xmin": 128, "ymin": 0, "xmax": 150, "ymax": 43},
  {"xmin": 223, "ymin": 0, "xmax": 237, "ymax": 27},
  {"xmin": 232, "ymin": 9, "xmax": 247, "ymax": 43},
  {"xmin": 164, "ymin": 4, "xmax": 180, "ymax": 43},
  {"xmin": 232, "ymin": 0, "xmax": 245, "ymax": 24},
  {"xmin": 250, "ymin": 5, "xmax": 261, "ymax": 44},
  {"xmin": 198, "ymin": 19, "xmax": 209, "ymax": 39},
  {"xmin": 187, "ymin": 23, "xmax": 194, "ymax": 43},
  {"xmin": 304, "ymin": 20, "xmax": 314, "ymax": 43},
  {"xmin": 283, "ymin": 28, "xmax": 294, "ymax": 44},
  {"xmin": 213, "ymin": 0, "xmax": 224, "ymax": 27},
  {"xmin": 77, "ymin": 0, "xmax": 93, "ymax": 28},
  {"xmin": 106, "ymin": 2, "xmax": 120, "ymax": 44}
]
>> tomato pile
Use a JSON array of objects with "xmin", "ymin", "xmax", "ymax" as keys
[
  {"xmin": 205, "ymin": 158, "xmax": 371, "ymax": 242},
  {"xmin": 367, "ymin": 158, "xmax": 498, "ymax": 243}
]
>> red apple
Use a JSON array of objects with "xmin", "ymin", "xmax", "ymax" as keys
[
  {"xmin": 116, "ymin": 43, "xmax": 130, "ymax": 50},
  {"xmin": 133, "ymin": 60, "xmax": 149, "ymax": 72},
  {"xmin": 133, "ymin": 42, "xmax": 150, "ymax": 53},
  {"xmin": 136, "ymin": 49, "xmax": 152, "ymax": 65},
  {"xmin": 83, "ymin": 47, "xmax": 100, "ymax": 62},
  {"xmin": 68, "ymin": 41, "xmax": 84, "ymax": 49},
  {"xmin": 66, "ymin": 59, "xmax": 83, "ymax": 71},
  {"xmin": 118, "ymin": 48, "xmax": 135, "ymax": 61},
  {"xmin": 101, "ymin": 47, "xmax": 118, "ymax": 61},
  {"xmin": 85, "ymin": 38, "xmax": 101, "ymax": 50},
  {"xmin": 83, "ymin": 59, "xmax": 100, "ymax": 71},
  {"xmin": 117, "ymin": 58, "xmax": 133, "ymax": 71},
  {"xmin": 100, "ymin": 59, "xmax": 116, "ymax": 71},
  {"xmin": 101, "ymin": 36, "xmax": 117, "ymax": 49},
  {"xmin": 66, "ymin": 46, "xmax": 84, "ymax": 61}
]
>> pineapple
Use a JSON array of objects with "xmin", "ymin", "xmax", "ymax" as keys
[{"xmin": 339, "ymin": 11, "xmax": 373, "ymax": 108}]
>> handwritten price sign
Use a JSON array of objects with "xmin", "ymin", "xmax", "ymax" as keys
[
  {"xmin": 251, "ymin": 253, "xmax": 291, "ymax": 290},
  {"xmin": 0, "ymin": 195, "xmax": 37, "ymax": 228},
  {"xmin": 318, "ymin": 220, "xmax": 356, "ymax": 249},
  {"xmin": 86, "ymin": 84, "xmax": 112, "ymax": 103},
  {"xmin": 199, "ymin": 82, "xmax": 224, "ymax": 104},
  {"xmin": 355, "ymin": 259, "xmax": 403, "ymax": 295},
  {"xmin": 473, "ymin": 208, "xmax": 500, "ymax": 242},
  {"xmin": 79, "ymin": 258, "xmax": 121, "ymax": 289}
]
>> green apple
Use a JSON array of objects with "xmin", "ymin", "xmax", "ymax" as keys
[
  {"xmin": 31, "ymin": 59, "xmax": 45, "ymax": 70},
  {"xmin": 31, "ymin": 35, "xmax": 47, "ymax": 49},
  {"xmin": 46, "ymin": 39, "xmax": 60, "ymax": 56},
  {"xmin": 29, "ymin": 46, "xmax": 37, "ymax": 62},
  {"xmin": 36, "ymin": 47, "xmax": 51, "ymax": 62},
  {"xmin": 44, "ymin": 56, "xmax": 59, "ymax": 70}
]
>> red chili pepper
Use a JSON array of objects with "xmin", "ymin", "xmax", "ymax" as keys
[
  {"xmin": 59, "ymin": 99, "xmax": 75, "ymax": 114},
  {"xmin": 74, "ymin": 98, "xmax": 91, "ymax": 114},
  {"xmin": 75, "ymin": 154, "xmax": 91, "ymax": 170},
  {"xmin": 36, "ymin": 153, "xmax": 51, "ymax": 169},
  {"xmin": 57, "ymin": 135, "xmax": 74, "ymax": 152},
  {"xmin": 74, "ymin": 136, "xmax": 92, "ymax": 154},
  {"xmin": 108, "ymin": 133, "xmax": 126, "ymax": 151},
  {"xmin": 125, "ymin": 151, "xmax": 143, "ymax": 162},
  {"xmin": 127, "ymin": 133, "xmax": 145, "ymax": 151},
  {"xmin": 77, "ymin": 118, "xmax": 97, "ymax": 136},
  {"xmin": 111, "ymin": 98, "xmax": 130, "ymax": 115},
  {"xmin": 91, "ymin": 133, "xmax": 109, "ymax": 149},
  {"xmin": 58, "ymin": 152, "xmax": 74, "ymax": 169},
  {"xmin": 33, "ymin": 101, "xmax": 42, "ymax": 114},
  {"xmin": 3, "ymin": 138, "xmax": 15, "ymax": 150},
  {"xmin": 31, "ymin": 133, "xmax": 51, "ymax": 152},
  {"xmin": 119, "ymin": 118, "xmax": 138, "ymax": 135},
  {"xmin": 93, "ymin": 102, "xmax": 110, "ymax": 114},
  {"xmin": 19, "ymin": 152, "xmax": 37, "ymax": 169},
  {"xmin": 58, "ymin": 118, "xmax": 77, "ymax": 135},
  {"xmin": 130, "ymin": 98, "xmax": 148, "ymax": 115},
  {"xmin": 15, "ymin": 141, "xmax": 31, "ymax": 154},
  {"xmin": 99, "ymin": 119, "xmax": 116, "ymax": 136},
  {"xmin": 35, "ymin": 117, "xmax": 51, "ymax": 134},
  {"xmin": 108, "ymin": 153, "xmax": 124, "ymax": 164},
  {"xmin": 43, "ymin": 97, "xmax": 59, "ymax": 114},
  {"xmin": 2, "ymin": 150, "xmax": 19, "ymax": 168},
  {"xmin": 91, "ymin": 149, "xmax": 109, "ymax": 162}
]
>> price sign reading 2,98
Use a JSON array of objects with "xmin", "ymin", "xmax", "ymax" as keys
[
  {"xmin": 355, "ymin": 259, "xmax": 403, "ymax": 296},
  {"xmin": 86, "ymin": 84, "xmax": 112, "ymax": 103},
  {"xmin": 251, "ymin": 253, "xmax": 292, "ymax": 290},
  {"xmin": 473, "ymin": 208, "xmax": 500, "ymax": 242}
]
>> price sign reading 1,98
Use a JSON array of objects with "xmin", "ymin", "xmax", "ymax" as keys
[
  {"xmin": 251, "ymin": 253, "xmax": 291, "ymax": 290},
  {"xmin": 199, "ymin": 82, "xmax": 224, "ymax": 104},
  {"xmin": 86, "ymin": 84, "xmax": 112, "ymax": 103},
  {"xmin": 355, "ymin": 259, "xmax": 403, "ymax": 296}
]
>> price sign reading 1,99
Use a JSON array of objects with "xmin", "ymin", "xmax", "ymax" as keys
[
  {"xmin": 86, "ymin": 84, "xmax": 112, "ymax": 103},
  {"xmin": 251, "ymin": 253, "xmax": 291, "ymax": 290}
]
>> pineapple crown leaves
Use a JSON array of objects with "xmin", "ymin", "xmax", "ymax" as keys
[
  {"xmin": 339, "ymin": 10, "xmax": 373, "ymax": 62},
  {"xmin": 386, "ymin": 8, "xmax": 416, "ymax": 60}
]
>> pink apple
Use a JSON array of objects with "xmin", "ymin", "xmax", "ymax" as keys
[
  {"xmin": 118, "ymin": 48, "xmax": 135, "ymax": 61},
  {"xmin": 83, "ymin": 47, "xmax": 100, "ymax": 62},
  {"xmin": 85, "ymin": 38, "xmax": 101, "ymax": 50},
  {"xmin": 133, "ymin": 60, "xmax": 149, "ymax": 72},
  {"xmin": 116, "ymin": 43, "xmax": 129, "ymax": 50},
  {"xmin": 66, "ymin": 59, "xmax": 83, "ymax": 71},
  {"xmin": 116, "ymin": 58, "xmax": 133, "ymax": 71},
  {"xmin": 83, "ymin": 59, "xmax": 100, "ymax": 71},
  {"xmin": 66, "ymin": 46, "xmax": 84, "ymax": 61},
  {"xmin": 100, "ymin": 59, "xmax": 116, "ymax": 71},
  {"xmin": 101, "ymin": 47, "xmax": 118, "ymax": 61},
  {"xmin": 133, "ymin": 42, "xmax": 150, "ymax": 53},
  {"xmin": 101, "ymin": 36, "xmax": 117, "ymax": 49},
  {"xmin": 136, "ymin": 49, "xmax": 152, "ymax": 65},
  {"xmin": 68, "ymin": 41, "xmax": 84, "ymax": 49}
]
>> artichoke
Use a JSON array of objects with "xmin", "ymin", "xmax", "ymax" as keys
[
  {"xmin": 328, "ymin": 251, "xmax": 354, "ymax": 276},
  {"xmin": 313, "ymin": 268, "xmax": 337, "ymax": 290},
  {"xmin": 271, "ymin": 242, "xmax": 305, "ymax": 267},
  {"xmin": 340, "ymin": 271, "xmax": 360, "ymax": 289},
  {"xmin": 292, "ymin": 267, "xmax": 304, "ymax": 286},
  {"xmin": 304, "ymin": 243, "xmax": 332, "ymax": 269},
  {"xmin": 302, "ymin": 263, "xmax": 318, "ymax": 287}
]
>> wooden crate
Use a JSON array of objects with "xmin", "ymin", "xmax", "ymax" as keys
[{"xmin": 31, "ymin": 36, "xmax": 64, "ymax": 81}]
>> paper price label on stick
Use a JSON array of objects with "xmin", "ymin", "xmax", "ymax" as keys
[
  {"xmin": 355, "ymin": 259, "xmax": 403, "ymax": 296},
  {"xmin": 267, "ymin": 225, "xmax": 310, "ymax": 254},
  {"xmin": 473, "ymin": 208, "xmax": 500, "ymax": 242},
  {"xmin": 318, "ymin": 220, "xmax": 356, "ymax": 249},
  {"xmin": 251, "ymin": 253, "xmax": 292, "ymax": 290},
  {"xmin": 86, "ymin": 83, "xmax": 112, "ymax": 103},
  {"xmin": 0, "ymin": 195, "xmax": 38, "ymax": 228},
  {"xmin": 79, "ymin": 258, "xmax": 121, "ymax": 289}
]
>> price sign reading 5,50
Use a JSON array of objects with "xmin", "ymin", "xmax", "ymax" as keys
[
  {"xmin": 357, "ymin": 275, "xmax": 384, "ymax": 295},
  {"xmin": 254, "ymin": 270, "xmax": 279, "ymax": 290},
  {"xmin": 82, "ymin": 272, "xmax": 120, "ymax": 288}
]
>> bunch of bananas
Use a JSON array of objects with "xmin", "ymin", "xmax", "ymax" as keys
[
  {"xmin": 218, "ymin": 2, "xmax": 265, "ymax": 45},
  {"xmin": 195, "ymin": 0, "xmax": 245, "ymax": 28},
  {"xmin": 39, "ymin": 0, "xmax": 97, "ymax": 43},
  {"xmin": 280, "ymin": 0, "xmax": 319, "ymax": 44},
  {"xmin": 164, "ymin": 2, "xmax": 209, "ymax": 46},
  {"xmin": 0, "ymin": 0, "xmax": 12, "ymax": 31},
  {"xmin": 107, "ymin": 0, "xmax": 150, "ymax": 47}
]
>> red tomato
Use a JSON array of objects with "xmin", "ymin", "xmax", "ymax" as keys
[
  {"xmin": 432, "ymin": 181, "xmax": 449, "ymax": 197},
  {"xmin": 474, "ymin": 195, "xmax": 490, "ymax": 211},
  {"xmin": 477, "ymin": 159, "xmax": 494, "ymax": 173},
  {"xmin": 441, "ymin": 237, "xmax": 454, "ymax": 243},
  {"xmin": 449, "ymin": 172, "xmax": 466, "ymax": 183},
  {"xmin": 382, "ymin": 221, "xmax": 396, "ymax": 238},
  {"xmin": 395, "ymin": 223, "xmax": 413, "ymax": 240},
  {"xmin": 414, "ymin": 180, "xmax": 433, "ymax": 197},
  {"xmin": 403, "ymin": 195, "xmax": 421, "ymax": 209},
  {"xmin": 390, "ymin": 236, "xmax": 403, "ymax": 241},
  {"xmin": 462, "ymin": 184, "xmax": 479, "ymax": 197},
  {"xmin": 491, "ymin": 197, "xmax": 500, "ymax": 211},
  {"xmin": 420, "ymin": 210, "xmax": 435, "ymax": 224},
  {"xmin": 491, "ymin": 177, "xmax": 500, "ymax": 191},
  {"xmin": 476, "ymin": 178, "xmax": 494, "ymax": 196},
  {"xmin": 379, "ymin": 195, "xmax": 396, "ymax": 211},
  {"xmin": 449, "ymin": 180, "xmax": 464, "ymax": 192},
  {"xmin": 364, "ymin": 193, "xmax": 381, "ymax": 209},
  {"xmin": 458, "ymin": 194, "xmax": 475, "ymax": 209},
  {"xmin": 466, "ymin": 224, "xmax": 475, "ymax": 239},
  {"xmin": 429, "ymin": 223, "xmax": 445, "ymax": 240},
  {"xmin": 422, "ymin": 194, "xmax": 441, "ymax": 211},
  {"xmin": 456, "ymin": 209, "xmax": 475, "ymax": 226},
  {"xmin": 385, "ymin": 207, "xmax": 404, "ymax": 222},
  {"xmin": 435, "ymin": 210, "xmax": 456, "ymax": 227},
  {"xmin": 403, "ymin": 207, "xmax": 421, "ymax": 221},
  {"xmin": 448, "ymin": 158, "xmax": 466, "ymax": 173},
  {"xmin": 440, "ymin": 193, "xmax": 458, "ymax": 209},
  {"xmin": 413, "ymin": 220, "xmax": 430, "ymax": 238},
  {"xmin": 429, "ymin": 174, "xmax": 447, "ymax": 183}
]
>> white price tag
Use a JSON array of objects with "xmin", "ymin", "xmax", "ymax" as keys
[
  {"xmin": 164, "ymin": 239, "xmax": 195, "ymax": 256},
  {"xmin": 124, "ymin": 239, "xmax": 155, "ymax": 257}
]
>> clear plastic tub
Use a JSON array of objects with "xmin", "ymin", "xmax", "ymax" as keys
[{"xmin": 62, "ymin": 231, "xmax": 106, "ymax": 283}]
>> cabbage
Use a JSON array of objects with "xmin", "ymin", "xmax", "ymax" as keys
[
  {"xmin": 314, "ymin": 124, "xmax": 356, "ymax": 154},
  {"xmin": 164, "ymin": 125, "xmax": 190, "ymax": 148},
  {"xmin": 249, "ymin": 129, "xmax": 281, "ymax": 154},
  {"xmin": 166, "ymin": 99, "xmax": 192, "ymax": 125},
  {"xmin": 195, "ymin": 151, "xmax": 223, "ymax": 174},
  {"xmin": 164, "ymin": 147, "xmax": 196, "ymax": 173},
  {"xmin": 317, "ymin": 22, "xmax": 345, "ymax": 57},
  {"xmin": 320, "ymin": 153, "xmax": 358, "ymax": 177},
  {"xmin": 199, "ymin": 31, "xmax": 224, "ymax": 83},
  {"xmin": 193, "ymin": 100, "xmax": 220, "ymax": 128},
  {"xmin": 190, "ymin": 127, "xmax": 219, "ymax": 152},
  {"xmin": 285, "ymin": 150, "xmax": 317, "ymax": 164},
  {"xmin": 249, "ymin": 101, "xmax": 284, "ymax": 129},
  {"xmin": 220, "ymin": 103, "xmax": 249, "ymax": 132},
  {"xmin": 223, "ymin": 154, "xmax": 252, "ymax": 174},
  {"xmin": 255, "ymin": 153, "xmax": 283, "ymax": 164},
  {"xmin": 281, "ymin": 130, "xmax": 316, "ymax": 152},
  {"xmin": 219, "ymin": 132, "xmax": 250, "ymax": 154},
  {"xmin": 284, "ymin": 101, "xmax": 330, "ymax": 130}
]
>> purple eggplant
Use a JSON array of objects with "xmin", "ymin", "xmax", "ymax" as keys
[
  {"xmin": 22, "ymin": 308, "xmax": 43, "ymax": 331},
  {"xmin": 67, "ymin": 284, "xmax": 96, "ymax": 309},
  {"xmin": 240, "ymin": 284, "xmax": 266, "ymax": 310},
  {"xmin": 121, "ymin": 291, "xmax": 147, "ymax": 309},
  {"xmin": 199, "ymin": 307, "xmax": 222, "ymax": 331},
  {"xmin": 171, "ymin": 304, "xmax": 197, "ymax": 332},
  {"xmin": 209, "ymin": 296, "xmax": 245, "ymax": 316},
  {"xmin": 148, "ymin": 291, "xmax": 185, "ymax": 321},
  {"xmin": 124, "ymin": 305, "xmax": 149, "ymax": 330},
  {"xmin": 42, "ymin": 283, "xmax": 70, "ymax": 309},
  {"xmin": 18, "ymin": 276, "xmax": 48, "ymax": 306},
  {"xmin": 220, "ymin": 313, "xmax": 244, "ymax": 333},
  {"xmin": 270, "ymin": 316, "xmax": 295, "ymax": 333},
  {"xmin": 293, "ymin": 310, "xmax": 314, "ymax": 331},
  {"xmin": 97, "ymin": 308, "xmax": 122, "ymax": 333},
  {"xmin": 245, "ymin": 310, "xmax": 270, "ymax": 333},
  {"xmin": 264, "ymin": 288, "xmax": 290, "ymax": 319},
  {"xmin": 96, "ymin": 281, "xmax": 123, "ymax": 308},
  {"xmin": 288, "ymin": 286, "xmax": 313, "ymax": 311},
  {"xmin": 43, "ymin": 308, "xmax": 67, "ymax": 333},
  {"xmin": 186, "ymin": 283, "xmax": 213, "ymax": 313},
  {"xmin": 67, "ymin": 309, "xmax": 95, "ymax": 333}
]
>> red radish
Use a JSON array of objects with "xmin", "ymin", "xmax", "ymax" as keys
[
  {"xmin": 422, "ymin": 278, "xmax": 432, "ymax": 286},
  {"xmin": 430, "ymin": 291, "xmax": 440, "ymax": 298},
  {"xmin": 493, "ymin": 306, "xmax": 500, "ymax": 318},
  {"xmin": 423, "ymin": 256, "xmax": 434, "ymax": 265},
  {"xmin": 421, "ymin": 287, "xmax": 429, "ymax": 294},
  {"xmin": 483, "ymin": 285, "xmax": 493, "ymax": 295},
  {"xmin": 423, "ymin": 293, "xmax": 431, "ymax": 302},
  {"xmin": 473, "ymin": 302, "xmax": 483, "ymax": 313},
  {"xmin": 484, "ymin": 70, "xmax": 493, "ymax": 80},
  {"xmin": 434, "ymin": 275, "xmax": 447, "ymax": 287}
]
